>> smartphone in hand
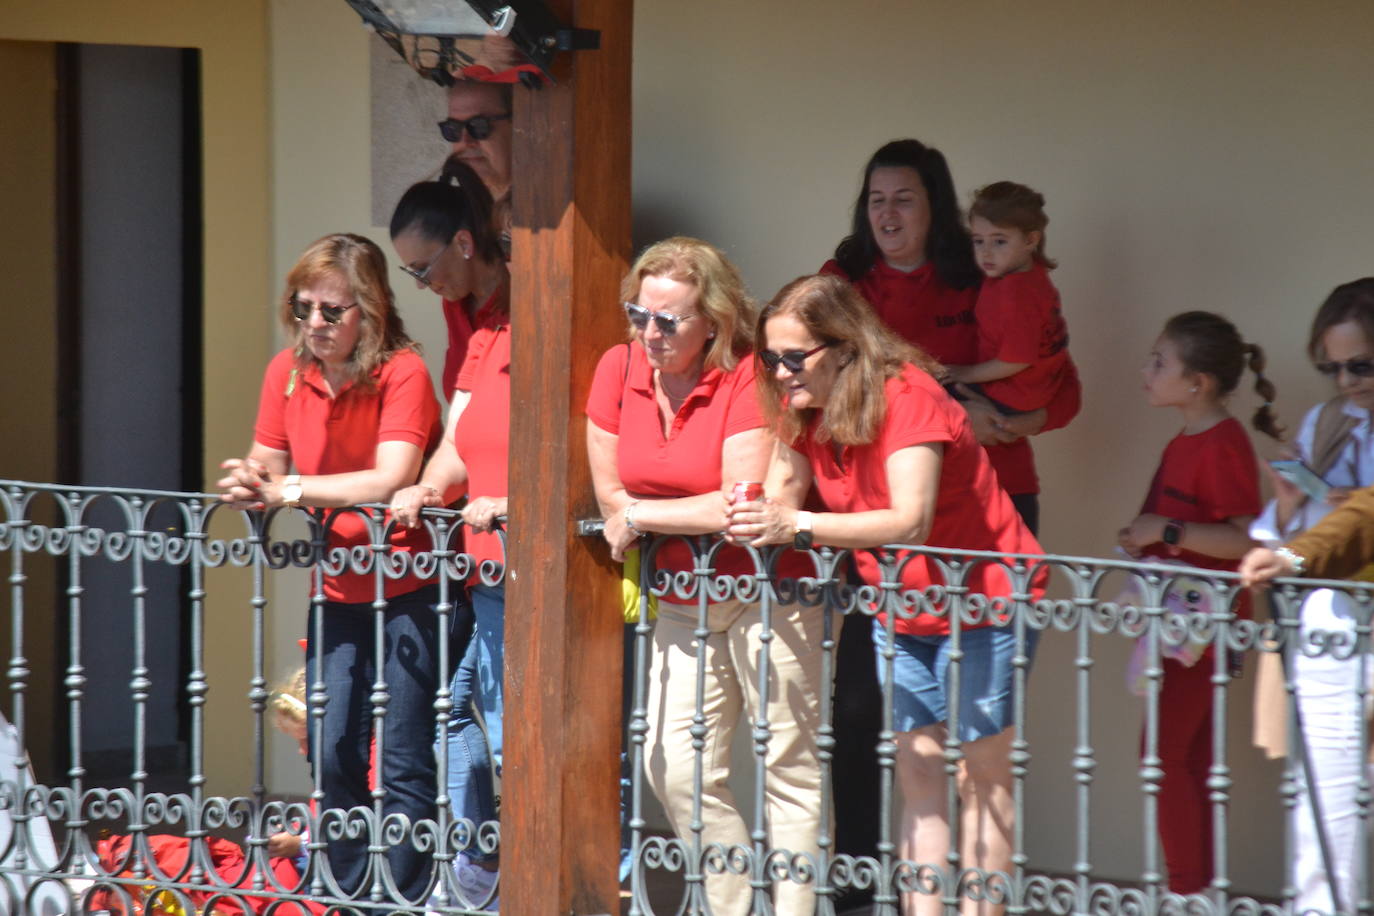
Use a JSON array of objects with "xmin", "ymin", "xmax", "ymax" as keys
[{"xmin": 1270, "ymin": 459, "xmax": 1330, "ymax": 502}]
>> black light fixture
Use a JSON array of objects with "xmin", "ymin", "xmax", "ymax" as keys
[{"xmin": 343, "ymin": 0, "xmax": 599, "ymax": 85}]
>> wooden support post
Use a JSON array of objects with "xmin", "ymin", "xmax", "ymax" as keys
[{"xmin": 505, "ymin": 0, "xmax": 633, "ymax": 912}]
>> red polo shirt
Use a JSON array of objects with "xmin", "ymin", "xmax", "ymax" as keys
[
  {"xmin": 440, "ymin": 289, "xmax": 504, "ymax": 402},
  {"xmin": 798, "ymin": 363, "xmax": 1044, "ymax": 635},
  {"xmin": 253, "ymin": 348, "xmax": 442, "ymax": 603},
  {"xmin": 820, "ymin": 258, "xmax": 978, "ymax": 365},
  {"xmin": 586, "ymin": 344, "xmax": 771, "ymax": 603},
  {"xmin": 453, "ymin": 324, "xmax": 511, "ymax": 577},
  {"xmin": 820, "ymin": 258, "xmax": 1083, "ymax": 496}
]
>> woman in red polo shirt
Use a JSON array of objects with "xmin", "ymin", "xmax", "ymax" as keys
[
  {"xmin": 728, "ymin": 273, "xmax": 1044, "ymax": 916},
  {"xmin": 586, "ymin": 237, "xmax": 828, "ymax": 916},
  {"xmin": 390, "ymin": 156, "xmax": 508, "ymax": 404},
  {"xmin": 821, "ymin": 138, "xmax": 1081, "ymax": 534},
  {"xmin": 388, "ymin": 203, "xmax": 512, "ymax": 908},
  {"xmin": 216, "ymin": 233, "xmax": 443, "ymax": 906}
]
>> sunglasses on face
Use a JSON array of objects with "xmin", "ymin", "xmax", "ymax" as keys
[
  {"xmin": 290, "ymin": 295, "xmax": 358, "ymax": 325},
  {"xmin": 436, "ymin": 113, "xmax": 511, "ymax": 143},
  {"xmin": 397, "ymin": 234, "xmax": 458, "ymax": 288},
  {"xmin": 759, "ymin": 342, "xmax": 831, "ymax": 374},
  {"xmin": 1316, "ymin": 357, "xmax": 1374, "ymax": 378},
  {"xmin": 623, "ymin": 302, "xmax": 695, "ymax": 336}
]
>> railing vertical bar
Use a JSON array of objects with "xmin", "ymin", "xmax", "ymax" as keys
[
  {"xmin": 306, "ymin": 514, "xmax": 330, "ymax": 899},
  {"xmin": 62, "ymin": 492, "xmax": 90, "ymax": 873},
  {"xmin": 1355, "ymin": 593, "xmax": 1372, "ymax": 916},
  {"xmin": 687, "ymin": 535, "xmax": 709, "ymax": 915},
  {"xmin": 942, "ymin": 563, "xmax": 963, "ymax": 916},
  {"xmin": 1208, "ymin": 586, "xmax": 1233, "ymax": 907},
  {"xmin": 813, "ymin": 550, "xmax": 837, "ymax": 916},
  {"xmin": 626, "ymin": 539, "xmax": 652, "ymax": 916},
  {"xmin": 369, "ymin": 509, "xmax": 390, "ymax": 905},
  {"xmin": 749, "ymin": 551, "xmax": 773, "ymax": 914},
  {"xmin": 430, "ymin": 516, "xmax": 455, "ymax": 906},
  {"xmin": 6, "ymin": 491, "xmax": 32, "ymax": 876},
  {"xmin": 1139, "ymin": 579, "xmax": 1164, "ymax": 903},
  {"xmin": 127, "ymin": 495, "xmax": 150, "ymax": 880},
  {"xmin": 246, "ymin": 508, "xmax": 270, "ymax": 894},
  {"xmin": 873, "ymin": 550, "xmax": 898, "ymax": 916},
  {"xmin": 1007, "ymin": 560, "xmax": 1034, "ymax": 916},
  {"xmin": 1072, "ymin": 580, "xmax": 1094, "ymax": 916},
  {"xmin": 183, "ymin": 500, "xmax": 210, "ymax": 886},
  {"xmin": 1277, "ymin": 587, "xmax": 1301, "ymax": 910}
]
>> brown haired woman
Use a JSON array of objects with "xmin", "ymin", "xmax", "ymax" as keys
[
  {"xmin": 728, "ymin": 273, "xmax": 1044, "ymax": 916},
  {"xmin": 216, "ymin": 233, "xmax": 442, "ymax": 906}
]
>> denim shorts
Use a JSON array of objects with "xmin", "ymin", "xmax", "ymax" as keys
[{"xmin": 872, "ymin": 618, "xmax": 1039, "ymax": 742}]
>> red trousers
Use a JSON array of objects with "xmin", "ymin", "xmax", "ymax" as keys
[{"xmin": 1144, "ymin": 657, "xmax": 1216, "ymax": 894}]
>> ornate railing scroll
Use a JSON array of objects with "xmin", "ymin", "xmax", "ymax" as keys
[
  {"xmin": 0, "ymin": 479, "xmax": 505, "ymax": 915},
  {"xmin": 617, "ymin": 534, "xmax": 1372, "ymax": 916}
]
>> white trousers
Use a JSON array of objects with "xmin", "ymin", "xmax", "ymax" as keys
[
  {"xmin": 1292, "ymin": 589, "xmax": 1373, "ymax": 915},
  {"xmin": 645, "ymin": 598, "xmax": 832, "ymax": 916}
]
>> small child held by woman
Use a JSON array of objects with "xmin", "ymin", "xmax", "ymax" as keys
[
  {"xmin": 946, "ymin": 181, "xmax": 1070, "ymax": 416},
  {"xmin": 1117, "ymin": 311, "xmax": 1282, "ymax": 894}
]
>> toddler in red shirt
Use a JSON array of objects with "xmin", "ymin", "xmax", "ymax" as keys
[
  {"xmin": 946, "ymin": 181, "xmax": 1069, "ymax": 415},
  {"xmin": 1116, "ymin": 311, "xmax": 1282, "ymax": 895}
]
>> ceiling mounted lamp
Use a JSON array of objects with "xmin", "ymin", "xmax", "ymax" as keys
[{"xmin": 342, "ymin": 0, "xmax": 599, "ymax": 86}]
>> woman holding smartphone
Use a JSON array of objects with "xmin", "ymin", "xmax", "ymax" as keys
[{"xmin": 1243, "ymin": 277, "xmax": 1374, "ymax": 916}]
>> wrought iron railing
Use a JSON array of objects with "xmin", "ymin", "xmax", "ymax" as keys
[{"xmin": 0, "ymin": 479, "xmax": 1369, "ymax": 916}]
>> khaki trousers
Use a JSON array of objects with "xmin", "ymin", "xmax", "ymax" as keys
[{"xmin": 645, "ymin": 598, "xmax": 831, "ymax": 916}]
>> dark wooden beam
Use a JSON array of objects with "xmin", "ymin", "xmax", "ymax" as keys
[{"xmin": 504, "ymin": 0, "xmax": 633, "ymax": 912}]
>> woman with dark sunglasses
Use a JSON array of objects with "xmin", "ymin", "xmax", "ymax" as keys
[
  {"xmin": 1241, "ymin": 277, "xmax": 1374, "ymax": 916},
  {"xmin": 216, "ymin": 233, "xmax": 444, "ymax": 906},
  {"xmin": 585, "ymin": 237, "xmax": 826, "ymax": 916},
  {"xmin": 391, "ymin": 156, "xmax": 510, "ymax": 405},
  {"xmin": 386, "ymin": 168, "xmax": 513, "ymax": 910},
  {"xmin": 727, "ymin": 273, "xmax": 1044, "ymax": 916}
]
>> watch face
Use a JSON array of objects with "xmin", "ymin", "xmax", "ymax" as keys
[
  {"xmin": 1162, "ymin": 522, "xmax": 1181, "ymax": 545},
  {"xmin": 793, "ymin": 530, "xmax": 814, "ymax": 550}
]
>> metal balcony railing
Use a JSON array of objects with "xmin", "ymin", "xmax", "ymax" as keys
[{"xmin": 0, "ymin": 479, "xmax": 1369, "ymax": 916}]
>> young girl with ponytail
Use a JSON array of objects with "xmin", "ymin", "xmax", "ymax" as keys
[{"xmin": 1116, "ymin": 310, "xmax": 1282, "ymax": 894}]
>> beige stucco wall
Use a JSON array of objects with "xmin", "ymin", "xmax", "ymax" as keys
[{"xmin": 0, "ymin": 0, "xmax": 271, "ymax": 795}]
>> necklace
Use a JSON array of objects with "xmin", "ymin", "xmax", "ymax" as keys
[{"xmin": 657, "ymin": 371, "xmax": 697, "ymax": 402}]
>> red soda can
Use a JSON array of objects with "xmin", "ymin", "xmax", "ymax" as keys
[{"xmin": 731, "ymin": 481, "xmax": 764, "ymax": 505}]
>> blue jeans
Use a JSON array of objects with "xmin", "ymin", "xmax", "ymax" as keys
[
  {"xmin": 305, "ymin": 584, "xmax": 443, "ymax": 904},
  {"xmin": 445, "ymin": 581, "xmax": 505, "ymax": 858},
  {"xmin": 441, "ymin": 588, "xmax": 496, "ymax": 847},
  {"xmin": 468, "ymin": 583, "xmax": 505, "ymax": 772}
]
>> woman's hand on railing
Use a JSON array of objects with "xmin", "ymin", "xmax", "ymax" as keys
[
  {"xmin": 1239, "ymin": 546, "xmax": 1295, "ymax": 587},
  {"xmin": 461, "ymin": 496, "xmax": 508, "ymax": 532},
  {"xmin": 390, "ymin": 484, "xmax": 443, "ymax": 529},
  {"xmin": 217, "ymin": 458, "xmax": 271, "ymax": 510},
  {"xmin": 726, "ymin": 498, "xmax": 797, "ymax": 547},
  {"xmin": 1117, "ymin": 513, "xmax": 1165, "ymax": 559}
]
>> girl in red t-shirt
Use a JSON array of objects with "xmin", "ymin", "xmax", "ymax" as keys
[{"xmin": 1116, "ymin": 311, "xmax": 1282, "ymax": 894}]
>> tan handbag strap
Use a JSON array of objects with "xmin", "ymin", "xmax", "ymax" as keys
[{"xmin": 1309, "ymin": 396, "xmax": 1360, "ymax": 476}]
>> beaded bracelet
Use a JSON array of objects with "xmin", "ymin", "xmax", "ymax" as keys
[
  {"xmin": 624, "ymin": 501, "xmax": 642, "ymax": 537},
  {"xmin": 1275, "ymin": 546, "xmax": 1306, "ymax": 576}
]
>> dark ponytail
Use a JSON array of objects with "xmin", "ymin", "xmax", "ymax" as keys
[
  {"xmin": 389, "ymin": 155, "xmax": 503, "ymax": 264},
  {"xmin": 1162, "ymin": 311, "xmax": 1283, "ymax": 441}
]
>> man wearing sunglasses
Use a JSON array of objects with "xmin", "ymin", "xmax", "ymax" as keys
[{"xmin": 440, "ymin": 81, "xmax": 513, "ymax": 210}]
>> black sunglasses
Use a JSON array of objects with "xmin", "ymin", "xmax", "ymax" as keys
[
  {"xmin": 759, "ymin": 343, "xmax": 831, "ymax": 374},
  {"xmin": 437, "ymin": 113, "xmax": 511, "ymax": 143},
  {"xmin": 1315, "ymin": 357, "xmax": 1374, "ymax": 378},
  {"xmin": 623, "ymin": 302, "xmax": 694, "ymax": 336},
  {"xmin": 290, "ymin": 295, "xmax": 357, "ymax": 325}
]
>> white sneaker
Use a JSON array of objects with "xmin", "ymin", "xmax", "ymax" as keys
[{"xmin": 454, "ymin": 856, "xmax": 499, "ymax": 911}]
